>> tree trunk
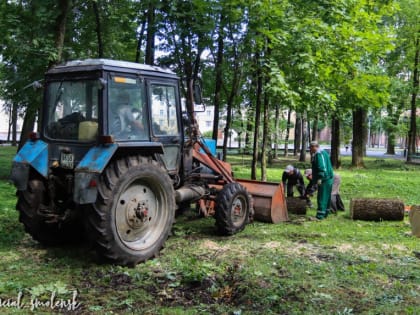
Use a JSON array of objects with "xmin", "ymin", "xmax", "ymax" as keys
[
  {"xmin": 352, "ymin": 108, "xmax": 366, "ymax": 168},
  {"xmin": 222, "ymin": 107, "xmax": 232, "ymax": 162},
  {"xmin": 50, "ymin": 0, "xmax": 70, "ymax": 66},
  {"xmin": 261, "ymin": 82, "xmax": 269, "ymax": 181},
  {"xmin": 251, "ymin": 51, "xmax": 263, "ymax": 180},
  {"xmin": 261, "ymin": 42, "xmax": 271, "ymax": 181},
  {"xmin": 135, "ymin": 18, "xmax": 146, "ymax": 63},
  {"xmin": 299, "ymin": 113, "xmax": 307, "ymax": 162},
  {"xmin": 92, "ymin": 1, "xmax": 103, "ymax": 58},
  {"xmin": 212, "ymin": 14, "xmax": 224, "ymax": 141},
  {"xmin": 294, "ymin": 113, "xmax": 301, "ymax": 156},
  {"xmin": 386, "ymin": 135, "xmax": 396, "ymax": 155},
  {"xmin": 331, "ymin": 115, "xmax": 340, "ymax": 168},
  {"xmin": 11, "ymin": 102, "xmax": 18, "ymax": 146},
  {"xmin": 145, "ymin": 3, "xmax": 155, "ymax": 65},
  {"xmin": 284, "ymin": 109, "xmax": 291, "ymax": 157},
  {"xmin": 407, "ymin": 34, "xmax": 419, "ymax": 162},
  {"xmin": 312, "ymin": 114, "xmax": 318, "ymax": 141},
  {"xmin": 307, "ymin": 119, "xmax": 311, "ymax": 144},
  {"xmin": 385, "ymin": 108, "xmax": 398, "ymax": 155},
  {"xmin": 274, "ymin": 104, "xmax": 279, "ymax": 159},
  {"xmin": 7, "ymin": 105, "xmax": 11, "ymax": 142},
  {"xmin": 222, "ymin": 34, "xmax": 242, "ymax": 162},
  {"xmin": 350, "ymin": 198, "xmax": 404, "ymax": 221},
  {"xmin": 245, "ymin": 107, "xmax": 253, "ymax": 154}
]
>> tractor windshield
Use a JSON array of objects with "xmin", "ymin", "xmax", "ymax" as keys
[{"xmin": 44, "ymin": 80, "xmax": 100, "ymax": 141}]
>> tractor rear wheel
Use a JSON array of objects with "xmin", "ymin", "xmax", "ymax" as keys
[
  {"xmin": 215, "ymin": 183, "xmax": 250, "ymax": 235},
  {"xmin": 87, "ymin": 156, "xmax": 175, "ymax": 266},
  {"xmin": 16, "ymin": 175, "xmax": 81, "ymax": 245}
]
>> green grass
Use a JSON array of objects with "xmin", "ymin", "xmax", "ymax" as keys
[
  {"xmin": 0, "ymin": 147, "xmax": 419, "ymax": 314},
  {"xmin": 0, "ymin": 146, "xmax": 17, "ymax": 180}
]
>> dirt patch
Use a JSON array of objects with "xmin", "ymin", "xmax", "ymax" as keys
[
  {"xmin": 337, "ymin": 243, "xmax": 354, "ymax": 253},
  {"xmin": 201, "ymin": 240, "xmax": 225, "ymax": 251},
  {"xmin": 148, "ymin": 264, "xmax": 247, "ymax": 309},
  {"xmin": 381, "ymin": 243, "xmax": 409, "ymax": 252},
  {"xmin": 263, "ymin": 241, "xmax": 282, "ymax": 249},
  {"xmin": 80, "ymin": 270, "xmax": 134, "ymax": 291}
]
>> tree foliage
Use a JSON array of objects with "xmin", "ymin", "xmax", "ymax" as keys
[{"xmin": 0, "ymin": 0, "xmax": 418, "ymax": 173}]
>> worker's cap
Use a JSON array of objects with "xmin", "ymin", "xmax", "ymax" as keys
[
  {"xmin": 304, "ymin": 169, "xmax": 312, "ymax": 177},
  {"xmin": 309, "ymin": 141, "xmax": 319, "ymax": 147},
  {"xmin": 284, "ymin": 165, "xmax": 294, "ymax": 173}
]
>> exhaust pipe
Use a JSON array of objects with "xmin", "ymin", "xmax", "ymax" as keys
[{"xmin": 175, "ymin": 185, "xmax": 207, "ymax": 203}]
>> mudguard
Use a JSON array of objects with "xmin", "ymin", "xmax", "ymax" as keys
[
  {"xmin": 74, "ymin": 143, "xmax": 118, "ymax": 204},
  {"xmin": 75, "ymin": 143, "xmax": 118, "ymax": 173},
  {"xmin": 10, "ymin": 140, "xmax": 48, "ymax": 190}
]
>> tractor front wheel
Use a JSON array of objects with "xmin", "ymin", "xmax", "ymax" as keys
[
  {"xmin": 87, "ymin": 156, "xmax": 175, "ymax": 266},
  {"xmin": 215, "ymin": 183, "xmax": 250, "ymax": 235}
]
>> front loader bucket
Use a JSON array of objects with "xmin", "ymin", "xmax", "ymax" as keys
[{"xmin": 236, "ymin": 179, "xmax": 288, "ymax": 223}]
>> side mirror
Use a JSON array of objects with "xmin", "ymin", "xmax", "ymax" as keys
[
  {"xmin": 193, "ymin": 82, "xmax": 202, "ymax": 105},
  {"xmin": 193, "ymin": 81, "xmax": 205, "ymax": 112}
]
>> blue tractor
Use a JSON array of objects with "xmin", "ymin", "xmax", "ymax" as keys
[{"xmin": 10, "ymin": 59, "xmax": 287, "ymax": 266}]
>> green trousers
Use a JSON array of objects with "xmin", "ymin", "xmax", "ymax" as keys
[{"xmin": 316, "ymin": 177, "xmax": 333, "ymax": 219}]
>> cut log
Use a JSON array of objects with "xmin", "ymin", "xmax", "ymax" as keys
[
  {"xmin": 286, "ymin": 197, "xmax": 307, "ymax": 215},
  {"xmin": 409, "ymin": 205, "xmax": 420, "ymax": 237},
  {"xmin": 350, "ymin": 198, "xmax": 404, "ymax": 221}
]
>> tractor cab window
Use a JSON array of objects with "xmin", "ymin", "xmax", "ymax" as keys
[
  {"xmin": 108, "ymin": 76, "xmax": 148, "ymax": 141},
  {"xmin": 45, "ymin": 80, "xmax": 99, "ymax": 141},
  {"xmin": 150, "ymin": 84, "xmax": 179, "ymax": 136}
]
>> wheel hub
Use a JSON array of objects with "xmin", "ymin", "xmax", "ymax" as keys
[
  {"xmin": 115, "ymin": 181, "xmax": 162, "ymax": 248},
  {"xmin": 232, "ymin": 197, "xmax": 245, "ymax": 222},
  {"xmin": 135, "ymin": 201, "xmax": 149, "ymax": 223},
  {"xmin": 233, "ymin": 201, "xmax": 242, "ymax": 216},
  {"xmin": 125, "ymin": 199, "xmax": 150, "ymax": 229}
]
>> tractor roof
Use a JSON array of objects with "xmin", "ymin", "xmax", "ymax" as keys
[{"xmin": 46, "ymin": 59, "xmax": 177, "ymax": 78}]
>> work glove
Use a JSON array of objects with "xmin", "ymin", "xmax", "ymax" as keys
[{"xmin": 317, "ymin": 179, "xmax": 322, "ymax": 185}]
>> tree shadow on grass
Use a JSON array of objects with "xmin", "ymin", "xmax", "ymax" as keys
[
  {"xmin": 0, "ymin": 216, "xmax": 26, "ymax": 249},
  {"xmin": 42, "ymin": 242, "xmax": 97, "ymax": 267}
]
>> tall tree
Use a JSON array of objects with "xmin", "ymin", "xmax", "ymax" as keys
[
  {"xmin": 0, "ymin": 1, "xmax": 71, "ymax": 147},
  {"xmin": 212, "ymin": 12, "xmax": 224, "ymax": 141},
  {"xmin": 158, "ymin": 0, "xmax": 214, "ymax": 111},
  {"xmin": 144, "ymin": 2, "xmax": 156, "ymax": 65},
  {"xmin": 251, "ymin": 50, "xmax": 263, "ymax": 180},
  {"xmin": 92, "ymin": 1, "xmax": 104, "ymax": 58},
  {"xmin": 407, "ymin": 32, "xmax": 419, "ymax": 159}
]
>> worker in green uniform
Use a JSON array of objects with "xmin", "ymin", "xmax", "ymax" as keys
[{"xmin": 309, "ymin": 141, "xmax": 334, "ymax": 220}]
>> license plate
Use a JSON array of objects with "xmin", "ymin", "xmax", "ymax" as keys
[{"xmin": 60, "ymin": 152, "xmax": 74, "ymax": 169}]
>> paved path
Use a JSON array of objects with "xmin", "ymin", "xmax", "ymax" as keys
[{"xmin": 339, "ymin": 147, "xmax": 406, "ymax": 160}]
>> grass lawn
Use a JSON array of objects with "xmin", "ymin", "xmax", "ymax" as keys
[{"xmin": 0, "ymin": 145, "xmax": 419, "ymax": 314}]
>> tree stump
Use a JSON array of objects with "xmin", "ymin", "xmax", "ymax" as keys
[
  {"xmin": 286, "ymin": 197, "xmax": 307, "ymax": 215},
  {"xmin": 350, "ymin": 198, "xmax": 404, "ymax": 221}
]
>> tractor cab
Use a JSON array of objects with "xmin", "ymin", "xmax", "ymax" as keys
[{"xmin": 40, "ymin": 59, "xmax": 184, "ymax": 179}]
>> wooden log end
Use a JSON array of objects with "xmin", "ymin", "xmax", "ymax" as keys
[
  {"xmin": 286, "ymin": 197, "xmax": 307, "ymax": 215},
  {"xmin": 409, "ymin": 205, "xmax": 420, "ymax": 237}
]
